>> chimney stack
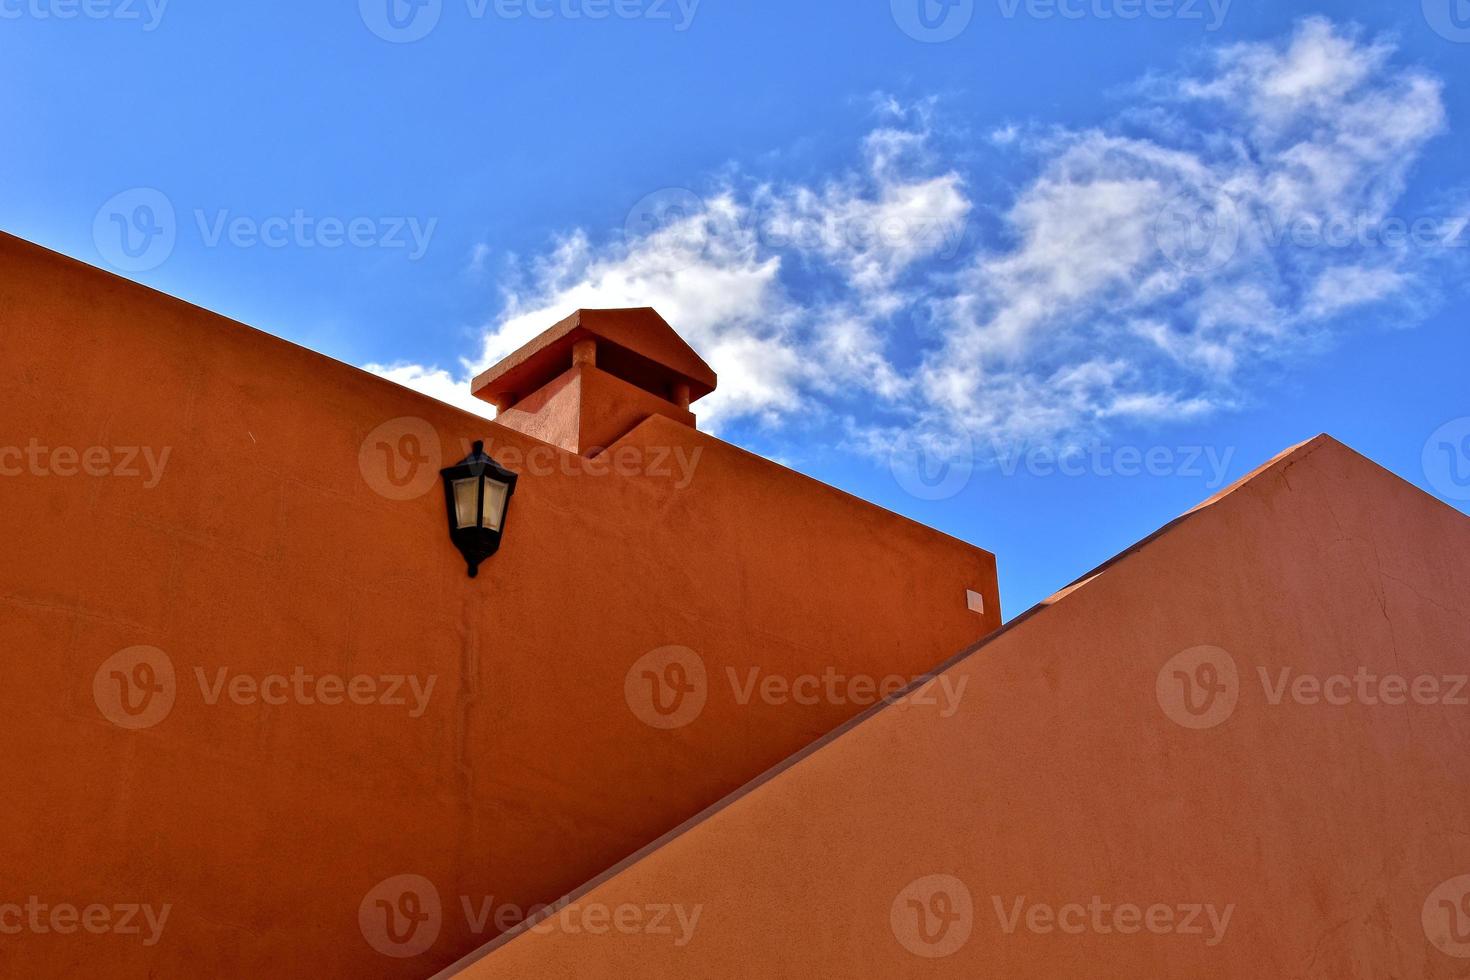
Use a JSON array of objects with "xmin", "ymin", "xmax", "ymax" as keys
[{"xmin": 472, "ymin": 308, "xmax": 717, "ymax": 457}]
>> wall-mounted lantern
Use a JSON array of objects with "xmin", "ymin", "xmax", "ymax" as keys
[{"xmin": 440, "ymin": 441, "xmax": 518, "ymax": 578}]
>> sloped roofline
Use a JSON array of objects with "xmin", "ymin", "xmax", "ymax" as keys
[{"xmin": 433, "ymin": 433, "xmax": 1364, "ymax": 979}]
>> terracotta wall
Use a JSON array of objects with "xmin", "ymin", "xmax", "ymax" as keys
[
  {"xmin": 450, "ymin": 437, "xmax": 1470, "ymax": 979},
  {"xmin": 0, "ymin": 234, "xmax": 999, "ymax": 978}
]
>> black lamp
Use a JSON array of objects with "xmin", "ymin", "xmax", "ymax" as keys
[{"xmin": 440, "ymin": 441, "xmax": 518, "ymax": 578}]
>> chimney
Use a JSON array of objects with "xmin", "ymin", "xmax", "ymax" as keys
[{"xmin": 472, "ymin": 308, "xmax": 718, "ymax": 457}]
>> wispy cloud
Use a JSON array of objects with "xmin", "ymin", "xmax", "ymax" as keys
[
  {"xmin": 923, "ymin": 17, "xmax": 1448, "ymax": 448},
  {"xmin": 365, "ymin": 361, "xmax": 497, "ymax": 418},
  {"xmin": 370, "ymin": 18, "xmax": 1457, "ymax": 461}
]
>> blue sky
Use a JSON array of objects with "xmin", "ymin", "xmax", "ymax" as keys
[{"xmin": 4, "ymin": 1, "xmax": 1468, "ymax": 618}]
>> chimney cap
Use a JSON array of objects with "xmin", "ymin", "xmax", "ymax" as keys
[{"xmin": 472, "ymin": 308, "xmax": 717, "ymax": 408}]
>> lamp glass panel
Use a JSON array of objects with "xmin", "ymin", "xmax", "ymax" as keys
[
  {"xmin": 453, "ymin": 478, "xmax": 480, "ymax": 530},
  {"xmin": 481, "ymin": 479, "xmax": 510, "ymax": 531}
]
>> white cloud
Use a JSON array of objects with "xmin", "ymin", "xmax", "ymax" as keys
[
  {"xmin": 757, "ymin": 171, "xmax": 970, "ymax": 306},
  {"xmin": 482, "ymin": 201, "xmax": 799, "ymax": 428},
  {"xmin": 466, "ymin": 242, "xmax": 492, "ymax": 277},
  {"xmin": 990, "ymin": 124, "xmax": 1020, "ymax": 147},
  {"xmin": 1181, "ymin": 18, "xmax": 1393, "ymax": 124},
  {"xmin": 1302, "ymin": 264, "xmax": 1408, "ymax": 321},
  {"xmin": 923, "ymin": 16, "xmax": 1446, "ymax": 447},
  {"xmin": 365, "ymin": 362, "xmax": 498, "ymax": 418},
  {"xmin": 368, "ymin": 18, "xmax": 1450, "ymax": 463},
  {"xmin": 373, "ymin": 104, "xmax": 966, "ymax": 430}
]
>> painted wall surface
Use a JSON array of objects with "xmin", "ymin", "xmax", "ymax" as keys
[
  {"xmin": 451, "ymin": 437, "xmax": 1470, "ymax": 979},
  {"xmin": 0, "ymin": 234, "xmax": 999, "ymax": 978},
  {"xmin": 491, "ymin": 363, "xmax": 698, "ymax": 456}
]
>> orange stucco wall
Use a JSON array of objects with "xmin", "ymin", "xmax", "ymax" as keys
[
  {"xmin": 0, "ymin": 234, "xmax": 999, "ymax": 978},
  {"xmin": 451, "ymin": 436, "xmax": 1470, "ymax": 979}
]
